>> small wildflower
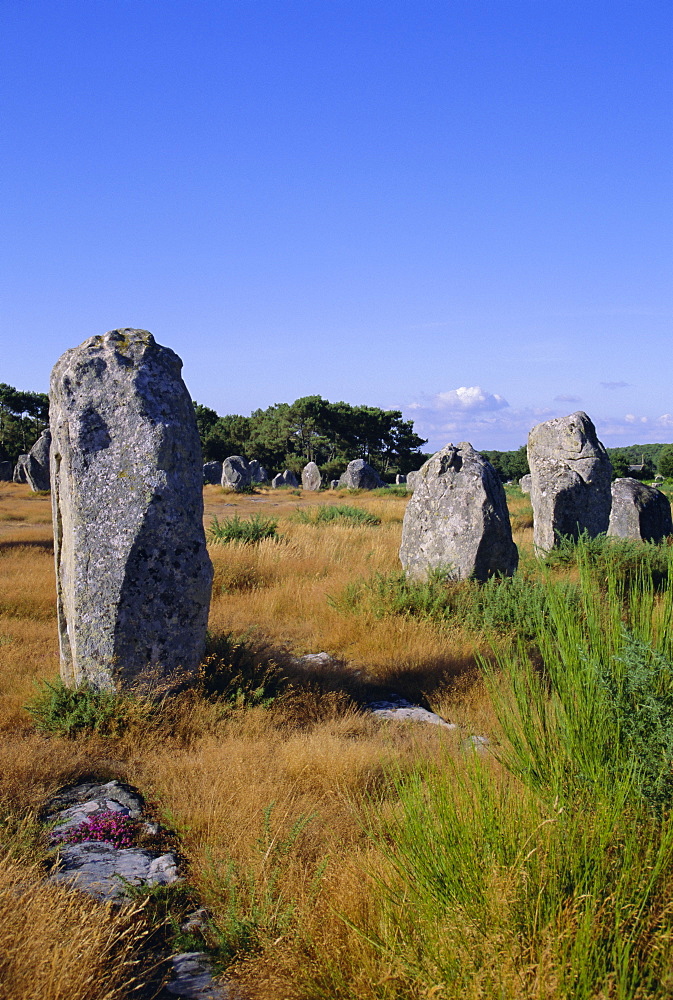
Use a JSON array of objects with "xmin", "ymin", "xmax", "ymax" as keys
[{"xmin": 54, "ymin": 810, "xmax": 137, "ymax": 848}]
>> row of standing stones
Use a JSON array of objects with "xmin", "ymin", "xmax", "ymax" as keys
[
  {"xmin": 201, "ymin": 456, "xmax": 388, "ymax": 491},
  {"xmin": 2, "ymin": 330, "xmax": 669, "ymax": 694},
  {"xmin": 400, "ymin": 411, "xmax": 672, "ymax": 584}
]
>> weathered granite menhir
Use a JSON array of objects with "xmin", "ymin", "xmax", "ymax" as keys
[
  {"xmin": 608, "ymin": 478, "xmax": 672, "ymax": 543},
  {"xmin": 301, "ymin": 461, "xmax": 322, "ymax": 491},
  {"xmin": 399, "ymin": 442, "xmax": 518, "ymax": 582},
  {"xmin": 221, "ymin": 455, "xmax": 252, "ymax": 491},
  {"xmin": 50, "ymin": 329, "xmax": 213, "ymax": 692},
  {"xmin": 527, "ymin": 411, "xmax": 612, "ymax": 553},
  {"xmin": 338, "ymin": 458, "xmax": 385, "ymax": 489},
  {"xmin": 12, "ymin": 429, "xmax": 51, "ymax": 490}
]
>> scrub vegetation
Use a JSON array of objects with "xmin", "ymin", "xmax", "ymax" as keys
[{"xmin": 2, "ymin": 480, "xmax": 673, "ymax": 998}]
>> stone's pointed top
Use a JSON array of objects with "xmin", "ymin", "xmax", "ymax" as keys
[
  {"xmin": 53, "ymin": 328, "xmax": 183, "ymax": 380},
  {"xmin": 528, "ymin": 411, "xmax": 607, "ymax": 462}
]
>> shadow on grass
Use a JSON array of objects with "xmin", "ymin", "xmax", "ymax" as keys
[{"xmin": 0, "ymin": 538, "xmax": 54, "ymax": 552}]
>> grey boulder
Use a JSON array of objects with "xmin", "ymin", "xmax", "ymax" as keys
[
  {"xmin": 301, "ymin": 461, "xmax": 322, "ymax": 491},
  {"xmin": 527, "ymin": 411, "xmax": 612, "ymax": 554},
  {"xmin": 271, "ymin": 470, "xmax": 299, "ymax": 488},
  {"xmin": 221, "ymin": 455, "xmax": 252, "ymax": 491},
  {"xmin": 399, "ymin": 442, "xmax": 518, "ymax": 582},
  {"xmin": 203, "ymin": 461, "xmax": 223, "ymax": 485},
  {"xmin": 50, "ymin": 328, "xmax": 213, "ymax": 692},
  {"xmin": 395, "ymin": 474, "xmax": 407, "ymax": 485},
  {"xmin": 519, "ymin": 474, "xmax": 531, "ymax": 494},
  {"xmin": 608, "ymin": 478, "xmax": 672, "ymax": 542},
  {"xmin": 338, "ymin": 459, "xmax": 385, "ymax": 490}
]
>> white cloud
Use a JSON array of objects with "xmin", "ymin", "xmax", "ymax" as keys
[
  {"xmin": 625, "ymin": 414, "xmax": 648, "ymax": 424},
  {"xmin": 554, "ymin": 394, "xmax": 582, "ymax": 403},
  {"xmin": 657, "ymin": 414, "xmax": 673, "ymax": 428},
  {"xmin": 435, "ymin": 386, "xmax": 509, "ymax": 411}
]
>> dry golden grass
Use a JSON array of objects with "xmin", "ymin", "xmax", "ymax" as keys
[
  {"xmin": 0, "ymin": 853, "xmax": 150, "ymax": 1000},
  {"xmin": 0, "ymin": 481, "xmax": 536, "ymax": 999}
]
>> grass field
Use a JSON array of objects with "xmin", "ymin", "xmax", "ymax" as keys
[{"xmin": 2, "ymin": 480, "xmax": 673, "ymax": 999}]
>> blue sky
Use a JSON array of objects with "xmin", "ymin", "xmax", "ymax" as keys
[{"xmin": 1, "ymin": 1, "xmax": 671, "ymax": 451}]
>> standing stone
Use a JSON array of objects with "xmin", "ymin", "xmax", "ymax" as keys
[
  {"xmin": 608, "ymin": 478, "xmax": 672, "ymax": 543},
  {"xmin": 0, "ymin": 461, "xmax": 12, "ymax": 481},
  {"xmin": 302, "ymin": 461, "xmax": 322, "ymax": 491},
  {"xmin": 519, "ymin": 474, "xmax": 531, "ymax": 494},
  {"xmin": 395, "ymin": 474, "xmax": 407, "ymax": 485},
  {"xmin": 527, "ymin": 411, "xmax": 612, "ymax": 554},
  {"xmin": 13, "ymin": 456, "xmax": 28, "ymax": 483},
  {"xmin": 249, "ymin": 459, "xmax": 269, "ymax": 484},
  {"xmin": 203, "ymin": 461, "xmax": 223, "ymax": 485},
  {"xmin": 399, "ymin": 442, "xmax": 518, "ymax": 582},
  {"xmin": 221, "ymin": 456, "xmax": 252, "ymax": 491},
  {"xmin": 23, "ymin": 428, "xmax": 51, "ymax": 491},
  {"xmin": 338, "ymin": 459, "xmax": 386, "ymax": 490},
  {"xmin": 330, "ymin": 479, "xmax": 340, "ymax": 490},
  {"xmin": 49, "ymin": 329, "xmax": 213, "ymax": 692},
  {"xmin": 271, "ymin": 470, "xmax": 299, "ymax": 488},
  {"xmin": 406, "ymin": 470, "xmax": 420, "ymax": 492}
]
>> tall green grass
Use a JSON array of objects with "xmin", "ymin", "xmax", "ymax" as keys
[
  {"xmin": 362, "ymin": 538, "xmax": 673, "ymax": 998},
  {"xmin": 292, "ymin": 504, "xmax": 381, "ymax": 527}
]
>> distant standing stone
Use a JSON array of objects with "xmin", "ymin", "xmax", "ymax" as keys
[
  {"xmin": 406, "ymin": 470, "xmax": 420, "ymax": 492},
  {"xmin": 249, "ymin": 459, "xmax": 269, "ymax": 484},
  {"xmin": 221, "ymin": 456, "xmax": 252, "ymax": 491},
  {"xmin": 203, "ymin": 461, "xmax": 223, "ymax": 485},
  {"xmin": 271, "ymin": 470, "xmax": 299, "ymax": 488},
  {"xmin": 330, "ymin": 479, "xmax": 340, "ymax": 490},
  {"xmin": 13, "ymin": 455, "xmax": 28, "ymax": 483},
  {"xmin": 527, "ymin": 411, "xmax": 612, "ymax": 554},
  {"xmin": 50, "ymin": 328, "xmax": 213, "ymax": 691},
  {"xmin": 519, "ymin": 474, "xmax": 531, "ymax": 494},
  {"xmin": 395, "ymin": 474, "xmax": 407, "ymax": 485},
  {"xmin": 24, "ymin": 428, "xmax": 51, "ymax": 491},
  {"xmin": 399, "ymin": 442, "xmax": 518, "ymax": 582},
  {"xmin": 0, "ymin": 461, "xmax": 12, "ymax": 481},
  {"xmin": 338, "ymin": 459, "xmax": 385, "ymax": 490},
  {"xmin": 302, "ymin": 461, "xmax": 322, "ymax": 491},
  {"xmin": 608, "ymin": 478, "xmax": 672, "ymax": 542}
]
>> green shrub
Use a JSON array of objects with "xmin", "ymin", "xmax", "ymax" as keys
[
  {"xmin": 544, "ymin": 531, "xmax": 670, "ymax": 592},
  {"xmin": 208, "ymin": 514, "xmax": 279, "ymax": 545},
  {"xmin": 292, "ymin": 504, "xmax": 381, "ymax": 527},
  {"xmin": 330, "ymin": 569, "xmax": 562, "ymax": 640},
  {"xmin": 25, "ymin": 679, "xmax": 141, "ymax": 737}
]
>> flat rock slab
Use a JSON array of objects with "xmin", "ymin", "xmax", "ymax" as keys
[
  {"xmin": 167, "ymin": 953, "xmax": 237, "ymax": 999},
  {"xmin": 367, "ymin": 695, "xmax": 457, "ymax": 729},
  {"xmin": 45, "ymin": 778, "xmax": 145, "ymax": 832},
  {"xmin": 52, "ymin": 841, "xmax": 179, "ymax": 901}
]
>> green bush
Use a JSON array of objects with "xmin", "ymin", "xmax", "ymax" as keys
[
  {"xmin": 208, "ymin": 514, "xmax": 279, "ymax": 545},
  {"xmin": 330, "ymin": 569, "xmax": 562, "ymax": 640},
  {"xmin": 292, "ymin": 504, "xmax": 381, "ymax": 527},
  {"xmin": 25, "ymin": 679, "xmax": 141, "ymax": 737}
]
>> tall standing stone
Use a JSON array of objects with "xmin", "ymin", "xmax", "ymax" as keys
[
  {"xmin": 49, "ymin": 329, "xmax": 213, "ymax": 692},
  {"xmin": 221, "ymin": 456, "xmax": 252, "ymax": 491},
  {"xmin": 24, "ymin": 429, "xmax": 51, "ymax": 491},
  {"xmin": 519, "ymin": 474, "xmax": 531, "ymax": 494},
  {"xmin": 527, "ymin": 411, "xmax": 612, "ymax": 553},
  {"xmin": 338, "ymin": 459, "xmax": 386, "ymax": 490},
  {"xmin": 301, "ymin": 461, "xmax": 322, "ymax": 491},
  {"xmin": 399, "ymin": 442, "xmax": 518, "ymax": 582},
  {"xmin": 608, "ymin": 478, "xmax": 672, "ymax": 543}
]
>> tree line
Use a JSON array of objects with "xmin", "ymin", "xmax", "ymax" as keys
[{"xmin": 194, "ymin": 395, "xmax": 428, "ymax": 480}]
